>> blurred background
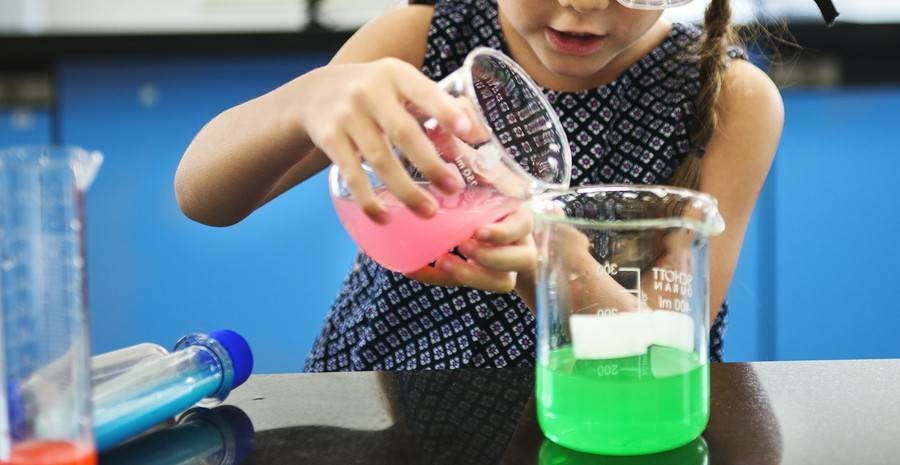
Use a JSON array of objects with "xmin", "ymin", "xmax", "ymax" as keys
[{"xmin": 1, "ymin": 0, "xmax": 898, "ymax": 373}]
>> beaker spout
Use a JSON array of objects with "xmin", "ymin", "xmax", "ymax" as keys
[{"xmin": 71, "ymin": 148, "xmax": 104, "ymax": 191}]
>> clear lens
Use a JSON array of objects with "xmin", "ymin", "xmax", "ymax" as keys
[
  {"xmin": 616, "ymin": 0, "xmax": 695, "ymax": 9},
  {"xmin": 466, "ymin": 49, "xmax": 571, "ymax": 191}
]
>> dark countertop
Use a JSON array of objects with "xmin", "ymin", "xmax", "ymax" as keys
[{"xmin": 98, "ymin": 359, "xmax": 900, "ymax": 465}]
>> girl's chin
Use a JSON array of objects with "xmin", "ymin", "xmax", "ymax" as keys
[
  {"xmin": 541, "ymin": 56, "xmax": 611, "ymax": 79},
  {"xmin": 531, "ymin": 45, "xmax": 611, "ymax": 76}
]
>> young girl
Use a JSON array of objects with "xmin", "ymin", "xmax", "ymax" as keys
[{"xmin": 176, "ymin": 0, "xmax": 783, "ymax": 371}]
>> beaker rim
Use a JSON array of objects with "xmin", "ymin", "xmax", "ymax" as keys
[
  {"xmin": 532, "ymin": 184, "xmax": 725, "ymax": 236},
  {"xmin": 0, "ymin": 144, "xmax": 96, "ymax": 160},
  {"xmin": 458, "ymin": 47, "xmax": 573, "ymax": 193},
  {"xmin": 0, "ymin": 145, "xmax": 103, "ymax": 191}
]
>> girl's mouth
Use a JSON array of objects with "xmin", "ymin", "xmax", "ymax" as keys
[{"xmin": 545, "ymin": 28, "xmax": 608, "ymax": 56}]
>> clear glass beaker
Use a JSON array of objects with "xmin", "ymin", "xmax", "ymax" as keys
[
  {"xmin": 532, "ymin": 186, "xmax": 724, "ymax": 456},
  {"xmin": 0, "ymin": 146, "xmax": 102, "ymax": 464},
  {"xmin": 330, "ymin": 47, "xmax": 571, "ymax": 273}
]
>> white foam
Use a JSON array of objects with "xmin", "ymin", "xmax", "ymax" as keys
[
  {"xmin": 570, "ymin": 311, "xmax": 651, "ymax": 359},
  {"xmin": 569, "ymin": 310, "xmax": 696, "ymax": 360},
  {"xmin": 650, "ymin": 310, "xmax": 695, "ymax": 353}
]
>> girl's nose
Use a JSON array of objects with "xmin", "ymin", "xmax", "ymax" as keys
[{"xmin": 557, "ymin": 0, "xmax": 612, "ymax": 13}]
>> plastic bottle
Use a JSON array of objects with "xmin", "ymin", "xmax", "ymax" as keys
[
  {"xmin": 92, "ymin": 330, "xmax": 253, "ymax": 452},
  {"xmin": 91, "ymin": 343, "xmax": 169, "ymax": 386}
]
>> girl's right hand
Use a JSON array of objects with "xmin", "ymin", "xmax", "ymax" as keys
[{"xmin": 296, "ymin": 58, "xmax": 478, "ymax": 224}]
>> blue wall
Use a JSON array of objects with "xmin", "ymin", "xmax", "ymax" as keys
[
  {"xmin": 0, "ymin": 107, "xmax": 51, "ymax": 145},
  {"xmin": 773, "ymin": 89, "xmax": 900, "ymax": 360},
  {"xmin": 55, "ymin": 55, "xmax": 358, "ymax": 373},
  {"xmin": 2, "ymin": 56, "xmax": 899, "ymax": 371},
  {"xmin": 725, "ymin": 88, "xmax": 900, "ymax": 362}
]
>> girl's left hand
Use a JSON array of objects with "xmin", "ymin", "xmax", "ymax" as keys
[{"xmin": 404, "ymin": 204, "xmax": 537, "ymax": 294}]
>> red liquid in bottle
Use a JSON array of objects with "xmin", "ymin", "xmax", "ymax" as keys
[{"xmin": 3, "ymin": 441, "xmax": 96, "ymax": 465}]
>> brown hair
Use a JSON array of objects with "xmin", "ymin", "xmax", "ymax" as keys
[
  {"xmin": 639, "ymin": 0, "xmax": 738, "ymax": 276},
  {"xmin": 668, "ymin": 0, "xmax": 737, "ymax": 190}
]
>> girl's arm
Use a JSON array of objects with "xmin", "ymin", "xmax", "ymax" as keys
[
  {"xmin": 701, "ymin": 60, "xmax": 784, "ymax": 322},
  {"xmin": 175, "ymin": 5, "xmax": 438, "ymax": 227}
]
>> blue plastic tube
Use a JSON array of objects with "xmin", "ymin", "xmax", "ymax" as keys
[{"xmin": 92, "ymin": 330, "xmax": 252, "ymax": 452}]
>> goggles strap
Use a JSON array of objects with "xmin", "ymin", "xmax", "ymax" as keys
[{"xmin": 813, "ymin": 0, "xmax": 840, "ymax": 26}]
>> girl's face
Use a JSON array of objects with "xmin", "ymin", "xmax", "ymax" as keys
[{"xmin": 498, "ymin": 0, "xmax": 664, "ymax": 80}]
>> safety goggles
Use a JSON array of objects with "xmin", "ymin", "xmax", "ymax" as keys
[{"xmin": 616, "ymin": 0, "xmax": 840, "ymax": 26}]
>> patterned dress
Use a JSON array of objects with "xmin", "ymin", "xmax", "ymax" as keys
[{"xmin": 305, "ymin": 0, "xmax": 732, "ymax": 372}]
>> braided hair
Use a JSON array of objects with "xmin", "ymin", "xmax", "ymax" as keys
[{"xmin": 669, "ymin": 0, "xmax": 737, "ymax": 189}]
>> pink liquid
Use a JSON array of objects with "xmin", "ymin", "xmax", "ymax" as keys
[{"xmin": 333, "ymin": 185, "xmax": 522, "ymax": 273}]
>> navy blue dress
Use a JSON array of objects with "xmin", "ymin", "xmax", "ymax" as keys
[{"xmin": 305, "ymin": 0, "xmax": 732, "ymax": 372}]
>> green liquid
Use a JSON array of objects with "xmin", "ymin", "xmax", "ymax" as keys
[
  {"xmin": 538, "ymin": 436, "xmax": 708, "ymax": 465},
  {"xmin": 536, "ymin": 346, "xmax": 709, "ymax": 455}
]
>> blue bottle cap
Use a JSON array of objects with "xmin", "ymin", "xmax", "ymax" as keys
[{"xmin": 208, "ymin": 330, "xmax": 253, "ymax": 390}]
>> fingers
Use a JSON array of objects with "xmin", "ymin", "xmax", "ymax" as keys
[
  {"xmin": 436, "ymin": 255, "xmax": 517, "ymax": 294},
  {"xmin": 458, "ymin": 237, "xmax": 537, "ymax": 274},
  {"xmin": 363, "ymin": 96, "xmax": 463, "ymax": 198},
  {"xmin": 386, "ymin": 60, "xmax": 473, "ymax": 137},
  {"xmin": 450, "ymin": 96, "xmax": 491, "ymax": 144},
  {"xmin": 313, "ymin": 60, "xmax": 500, "ymax": 223},
  {"xmin": 404, "ymin": 254, "xmax": 518, "ymax": 294},
  {"xmin": 403, "ymin": 264, "xmax": 459, "ymax": 289},
  {"xmin": 345, "ymin": 114, "xmax": 438, "ymax": 218},
  {"xmin": 461, "ymin": 203, "xmax": 539, "ymax": 274},
  {"xmin": 475, "ymin": 204, "xmax": 534, "ymax": 245},
  {"xmin": 317, "ymin": 127, "xmax": 389, "ymax": 224},
  {"xmin": 425, "ymin": 124, "xmax": 464, "ymax": 163}
]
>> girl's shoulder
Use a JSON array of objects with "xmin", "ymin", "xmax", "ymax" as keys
[
  {"xmin": 333, "ymin": 0, "xmax": 497, "ymax": 71},
  {"xmin": 330, "ymin": 4, "xmax": 436, "ymax": 67}
]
